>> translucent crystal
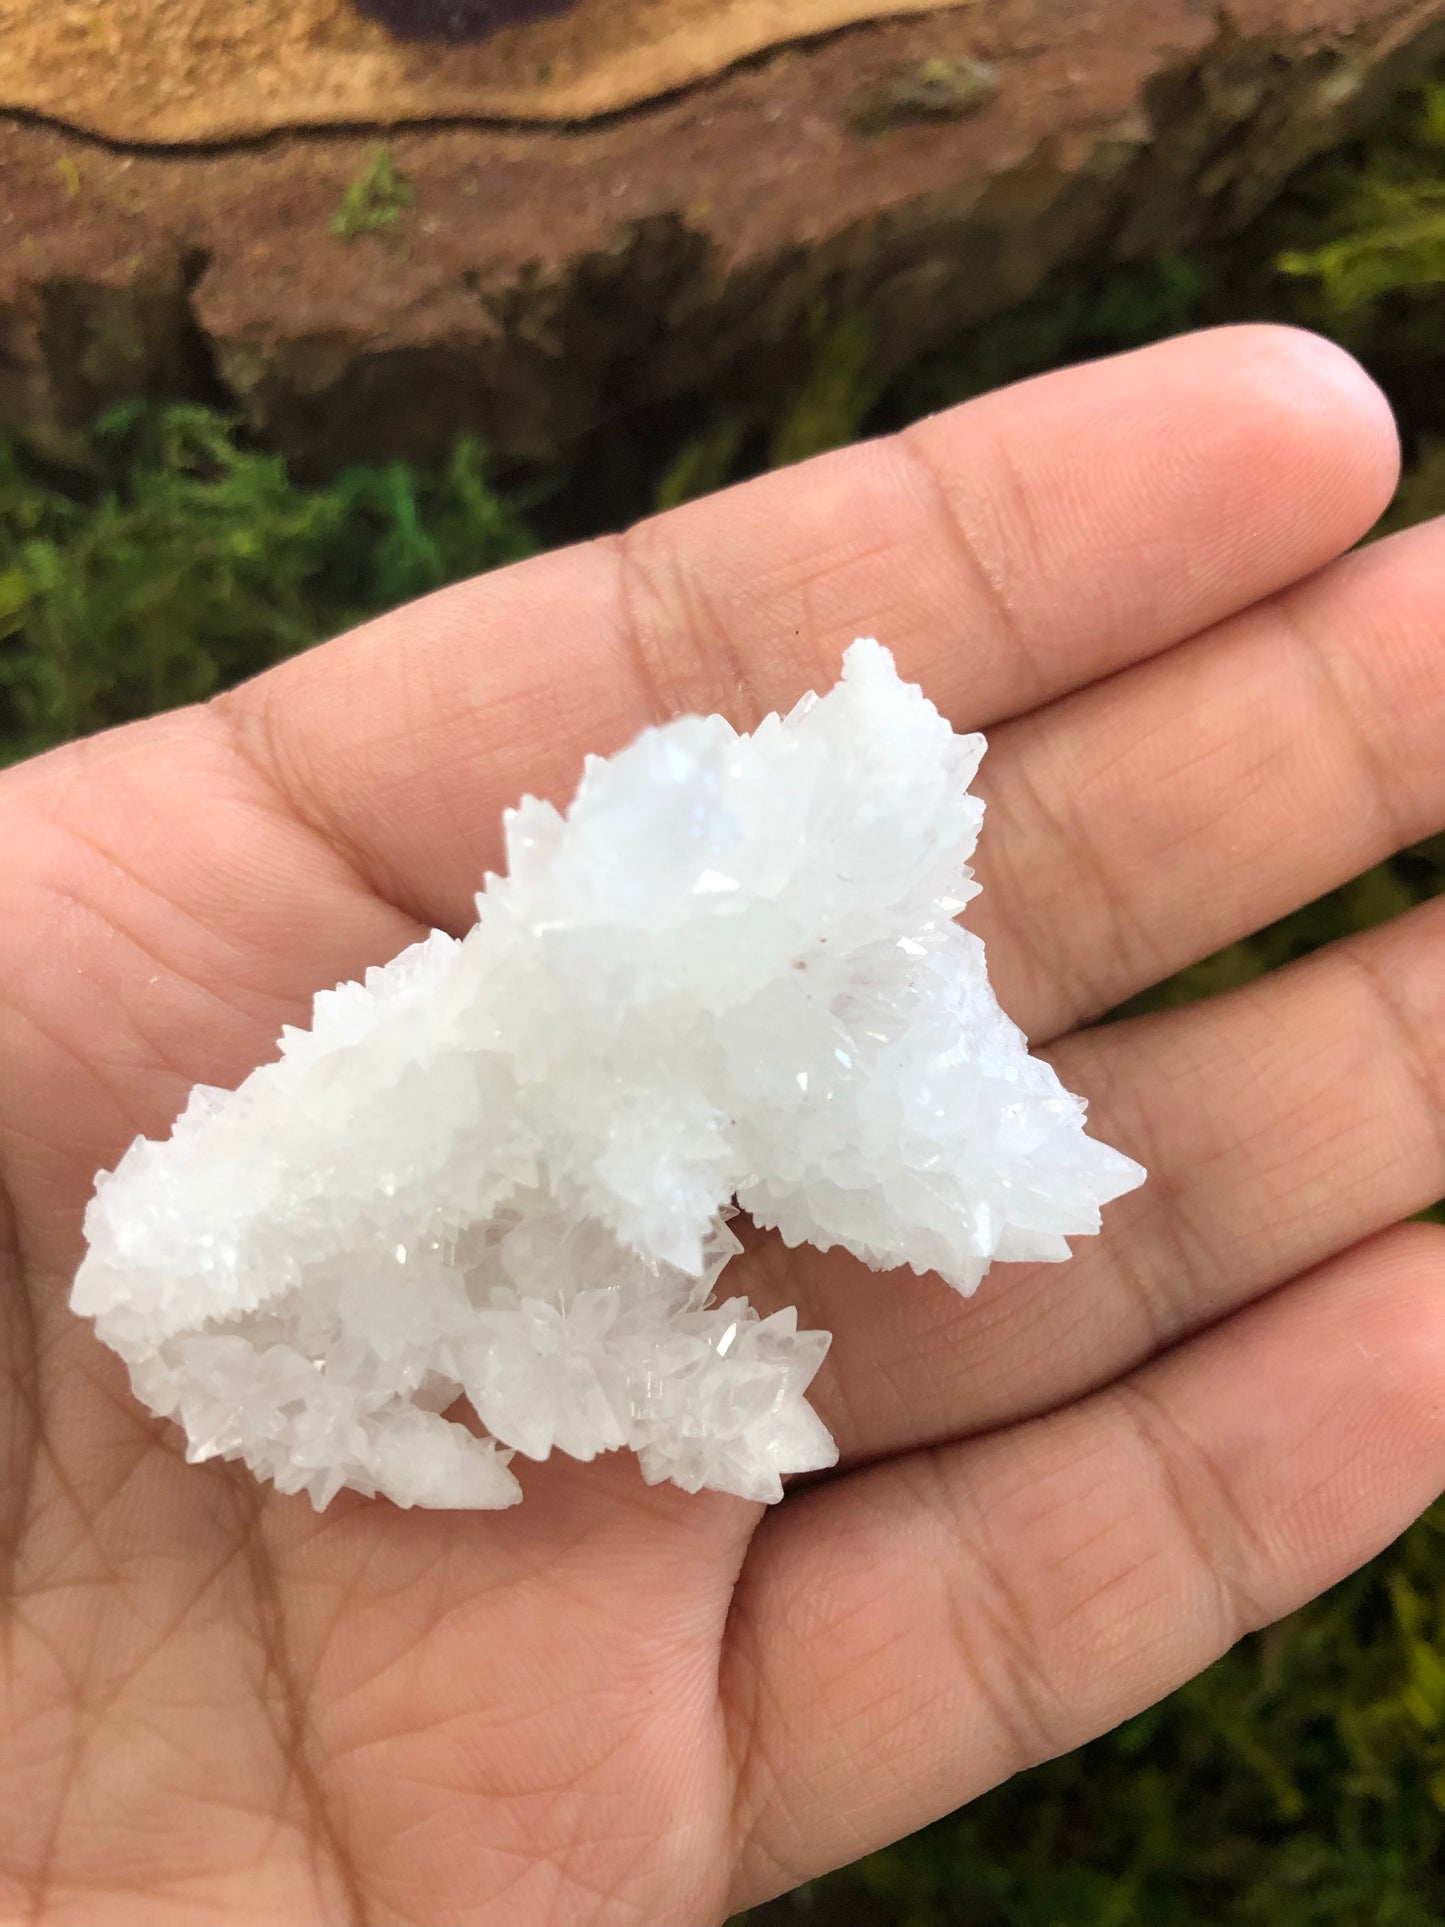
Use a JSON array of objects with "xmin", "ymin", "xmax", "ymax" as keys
[{"xmin": 72, "ymin": 640, "xmax": 1144, "ymax": 1510}]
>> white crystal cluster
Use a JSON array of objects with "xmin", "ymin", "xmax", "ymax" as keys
[{"xmin": 73, "ymin": 641, "xmax": 1143, "ymax": 1510}]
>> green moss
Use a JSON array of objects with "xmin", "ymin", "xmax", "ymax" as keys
[
  {"xmin": 1277, "ymin": 179, "xmax": 1445, "ymax": 309},
  {"xmin": 653, "ymin": 413, "xmax": 751, "ymax": 512},
  {"xmin": 0, "ymin": 404, "xmax": 533, "ymax": 764},
  {"xmin": 845, "ymin": 55, "xmax": 999, "ymax": 136},
  {"xmin": 770, "ymin": 311, "xmax": 886, "ymax": 469},
  {"xmin": 1275, "ymin": 84, "xmax": 1445, "ymax": 317},
  {"xmin": 331, "ymin": 146, "xmax": 415, "ymax": 242}
]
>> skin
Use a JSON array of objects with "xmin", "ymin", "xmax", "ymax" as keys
[{"xmin": 0, "ymin": 324, "xmax": 1442, "ymax": 1927}]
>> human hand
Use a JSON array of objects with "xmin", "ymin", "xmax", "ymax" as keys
[{"xmin": 1, "ymin": 326, "xmax": 1441, "ymax": 1927}]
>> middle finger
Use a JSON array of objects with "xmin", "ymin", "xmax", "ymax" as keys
[{"xmin": 969, "ymin": 514, "xmax": 1445, "ymax": 1046}]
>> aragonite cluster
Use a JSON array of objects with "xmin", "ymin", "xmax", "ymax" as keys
[{"xmin": 72, "ymin": 642, "xmax": 1144, "ymax": 1511}]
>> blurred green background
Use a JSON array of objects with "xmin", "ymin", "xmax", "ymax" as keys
[{"xmin": 3, "ymin": 72, "xmax": 1443, "ymax": 1927}]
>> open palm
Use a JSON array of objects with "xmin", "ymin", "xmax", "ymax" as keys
[{"xmin": 2, "ymin": 327, "xmax": 1442, "ymax": 1927}]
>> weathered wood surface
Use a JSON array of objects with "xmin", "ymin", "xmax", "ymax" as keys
[
  {"xmin": 3, "ymin": 0, "xmax": 1442, "ymax": 473},
  {"xmin": 1, "ymin": 0, "xmax": 974, "ymax": 140}
]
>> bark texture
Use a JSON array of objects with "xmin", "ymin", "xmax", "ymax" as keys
[{"xmin": 2, "ymin": 0, "xmax": 1442, "ymax": 473}]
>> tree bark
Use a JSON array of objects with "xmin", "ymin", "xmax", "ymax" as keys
[{"xmin": 2, "ymin": 0, "xmax": 1442, "ymax": 474}]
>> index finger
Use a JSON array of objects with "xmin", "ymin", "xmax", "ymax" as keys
[{"xmin": 220, "ymin": 325, "xmax": 1397, "ymax": 933}]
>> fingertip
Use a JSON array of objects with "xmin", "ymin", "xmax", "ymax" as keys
[
  {"xmin": 1261, "ymin": 1220, "xmax": 1445, "ymax": 1569},
  {"xmin": 1204, "ymin": 323, "xmax": 1401, "ymax": 528},
  {"xmin": 1353, "ymin": 1218, "xmax": 1445, "ymax": 1389}
]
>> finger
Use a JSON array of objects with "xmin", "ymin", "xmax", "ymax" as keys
[
  {"xmin": 762, "ymin": 894, "xmax": 1445, "ymax": 1467},
  {"xmin": 218, "ymin": 326, "xmax": 1397, "ymax": 933},
  {"xmin": 722, "ymin": 1224, "xmax": 1445, "ymax": 1909},
  {"xmin": 970, "ymin": 513, "xmax": 1445, "ymax": 1042},
  {"xmin": 0, "ymin": 718, "xmax": 425, "ymax": 1266}
]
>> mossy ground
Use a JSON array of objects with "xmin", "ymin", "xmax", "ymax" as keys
[{"xmin": 2, "ymin": 75, "xmax": 1443, "ymax": 1927}]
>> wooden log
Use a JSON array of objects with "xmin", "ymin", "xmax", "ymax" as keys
[{"xmin": 2, "ymin": 0, "xmax": 1442, "ymax": 473}]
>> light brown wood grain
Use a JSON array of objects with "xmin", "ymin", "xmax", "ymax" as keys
[{"xmin": 1, "ymin": 0, "xmax": 975, "ymax": 144}]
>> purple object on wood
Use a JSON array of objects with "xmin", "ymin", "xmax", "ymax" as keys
[{"xmin": 353, "ymin": 0, "xmax": 579, "ymax": 40}]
